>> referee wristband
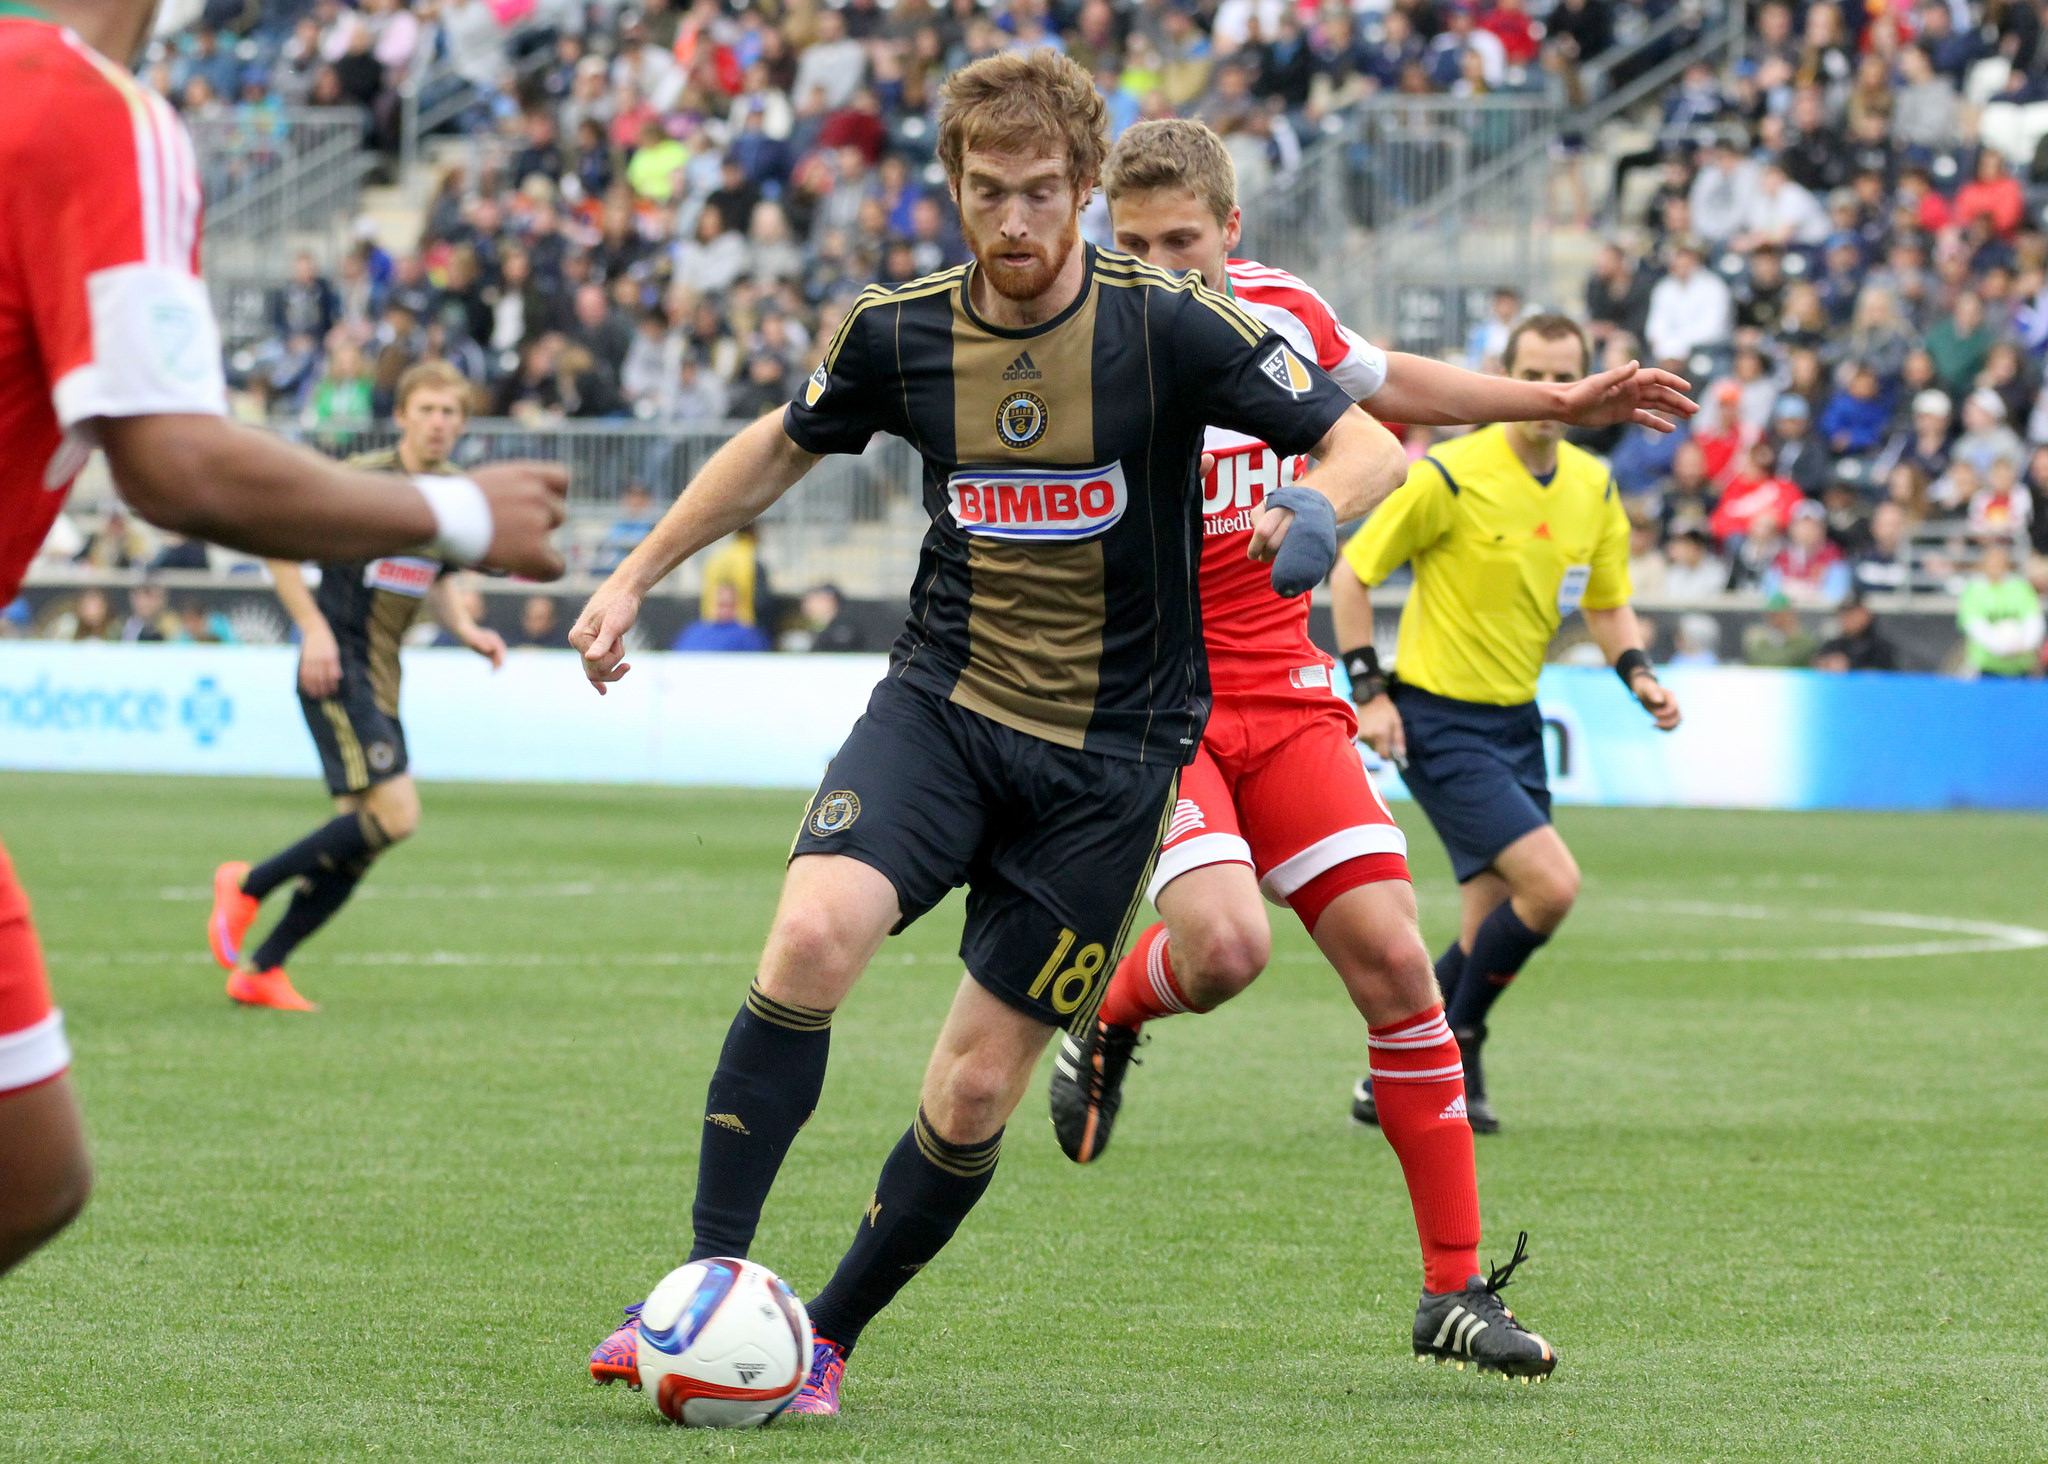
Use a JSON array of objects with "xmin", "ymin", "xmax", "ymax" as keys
[
  {"xmin": 1615, "ymin": 647, "xmax": 1655, "ymax": 690},
  {"xmin": 415, "ymin": 474, "xmax": 493, "ymax": 567},
  {"xmin": 1340, "ymin": 644, "xmax": 1389, "ymax": 703}
]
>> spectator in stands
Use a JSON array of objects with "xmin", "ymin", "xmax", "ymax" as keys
[
  {"xmin": 1814, "ymin": 594, "xmax": 1900, "ymax": 670},
  {"xmin": 1955, "ymin": 148, "xmax": 2026, "ymax": 240},
  {"xmin": 1465, "ymin": 287, "xmax": 1522, "ymax": 371},
  {"xmin": 2026, "ymin": 447, "xmax": 2048, "ymax": 559},
  {"xmin": 512, "ymin": 595, "xmax": 563, "ymax": 650},
  {"xmin": 120, "ymin": 582, "xmax": 177, "ymax": 642},
  {"xmin": 1669, "ymin": 611, "xmax": 1722, "ymax": 665},
  {"xmin": 727, "ymin": 352, "xmax": 793, "ymax": 419},
  {"xmin": 1689, "ymin": 135, "xmax": 1760, "ymax": 245},
  {"xmin": 1742, "ymin": 593, "xmax": 1820, "ymax": 666},
  {"xmin": 1958, "ymin": 539, "xmax": 2044, "ymax": 677},
  {"xmin": 1733, "ymin": 243, "xmax": 1790, "ymax": 334},
  {"xmin": 1715, "ymin": 439, "xmax": 1807, "ymax": 539},
  {"xmin": 1820, "ymin": 362, "xmax": 1893, "ymax": 456},
  {"xmin": 1664, "ymin": 522, "xmax": 1731, "ymax": 599},
  {"xmin": 1733, "ymin": 161, "xmax": 1829, "ymax": 250},
  {"xmin": 1646, "ymin": 239, "xmax": 1733, "ymax": 365},
  {"xmin": 1856, "ymin": 500, "xmax": 1915, "ymax": 595},
  {"xmin": 43, "ymin": 588, "xmax": 116, "ymax": 643},
  {"xmin": 1953, "ymin": 389, "xmax": 2028, "ymax": 477},
  {"xmin": 1970, "ymin": 455, "xmax": 2034, "ymax": 537},
  {"xmin": 1841, "ymin": 288, "xmax": 1919, "ymax": 388},
  {"xmin": 307, "ymin": 338, "xmax": 376, "ymax": 425},
  {"xmin": 1892, "ymin": 45, "xmax": 1960, "ymax": 150},
  {"xmin": 1764, "ymin": 500, "xmax": 1852, "ymax": 606},
  {"xmin": 1585, "ymin": 243, "xmax": 1654, "ymax": 347},
  {"xmin": 275, "ymin": 253, "xmax": 339, "ymax": 343},
  {"xmin": 1770, "ymin": 396, "xmax": 1832, "ymax": 498},
  {"xmin": 676, "ymin": 583, "xmax": 773, "ymax": 652},
  {"xmin": 1926, "ymin": 293, "xmax": 1996, "ymax": 395},
  {"xmin": 672, "ymin": 350, "xmax": 731, "ymax": 423},
  {"xmin": 593, "ymin": 484, "xmax": 660, "ymax": 575},
  {"xmin": 1627, "ymin": 514, "xmax": 1667, "ymax": 598},
  {"xmin": 792, "ymin": 584, "xmax": 866, "ymax": 652},
  {"xmin": 793, "ymin": 8, "xmax": 867, "ymax": 113}
]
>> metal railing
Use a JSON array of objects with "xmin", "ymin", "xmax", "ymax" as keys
[
  {"xmin": 195, "ymin": 105, "xmax": 378, "ymax": 278},
  {"xmin": 280, "ymin": 420, "xmax": 929, "ymax": 597},
  {"xmin": 1239, "ymin": 1, "xmax": 1745, "ymax": 353}
]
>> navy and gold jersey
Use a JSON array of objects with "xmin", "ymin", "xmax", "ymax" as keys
[
  {"xmin": 783, "ymin": 244, "xmax": 1353, "ymax": 764},
  {"xmin": 313, "ymin": 448, "xmax": 451, "ymax": 717}
]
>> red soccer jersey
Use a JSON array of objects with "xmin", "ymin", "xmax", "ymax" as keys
[
  {"xmin": 0, "ymin": 13, "xmax": 226, "ymax": 604},
  {"xmin": 1198, "ymin": 259, "xmax": 1387, "ymax": 700}
]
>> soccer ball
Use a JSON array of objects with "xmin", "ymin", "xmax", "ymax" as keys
[{"xmin": 636, "ymin": 1257, "xmax": 814, "ymax": 1428}]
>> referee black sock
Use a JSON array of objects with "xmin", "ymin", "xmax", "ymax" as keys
[
  {"xmin": 688, "ymin": 983, "xmax": 833, "ymax": 1262},
  {"xmin": 1433, "ymin": 937, "xmax": 1468, "ymax": 1009},
  {"xmin": 804, "ymin": 1109, "xmax": 1002, "ymax": 1354},
  {"xmin": 243, "ymin": 811, "xmax": 386, "ymax": 900},
  {"xmin": 247, "ymin": 863, "xmax": 366, "ymax": 972},
  {"xmin": 1445, "ymin": 902, "xmax": 1547, "ymax": 1034}
]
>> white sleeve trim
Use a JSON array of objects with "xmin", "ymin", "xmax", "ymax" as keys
[
  {"xmin": 1148, "ymin": 832, "xmax": 1254, "ymax": 906},
  {"xmin": 51, "ymin": 264, "xmax": 227, "ymax": 429},
  {"xmin": 0, "ymin": 1011, "xmax": 70, "ymax": 1094},
  {"xmin": 1333, "ymin": 327, "xmax": 1389, "ymax": 402},
  {"xmin": 1258, "ymin": 824, "xmax": 1408, "ymax": 903}
]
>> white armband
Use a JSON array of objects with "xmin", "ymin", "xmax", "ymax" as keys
[{"xmin": 414, "ymin": 474, "xmax": 494, "ymax": 567}]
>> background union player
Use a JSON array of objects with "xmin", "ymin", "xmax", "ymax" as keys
[
  {"xmin": 0, "ymin": 0, "xmax": 565, "ymax": 1281},
  {"xmin": 1047, "ymin": 118, "xmax": 1695, "ymax": 1377},
  {"xmin": 571, "ymin": 51, "xmax": 1409, "ymax": 1415}
]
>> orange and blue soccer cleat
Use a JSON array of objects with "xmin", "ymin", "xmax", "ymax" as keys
[
  {"xmin": 209, "ymin": 861, "xmax": 260, "ymax": 970},
  {"xmin": 588, "ymin": 1302, "xmax": 642, "ymax": 1388},
  {"xmin": 225, "ymin": 967, "xmax": 317, "ymax": 1012},
  {"xmin": 782, "ymin": 1337, "xmax": 847, "ymax": 1415}
]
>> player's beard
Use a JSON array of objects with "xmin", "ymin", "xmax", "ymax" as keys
[{"xmin": 967, "ymin": 208, "xmax": 1082, "ymax": 303}]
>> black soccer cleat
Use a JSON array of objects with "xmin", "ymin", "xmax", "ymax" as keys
[
  {"xmin": 1350, "ymin": 1073, "xmax": 1380, "ymax": 1127},
  {"xmin": 1049, "ymin": 1018, "xmax": 1143, "ymax": 1163},
  {"xmin": 1456, "ymin": 1024, "xmax": 1501, "ymax": 1135},
  {"xmin": 1412, "ymin": 1231, "xmax": 1557, "ymax": 1380}
]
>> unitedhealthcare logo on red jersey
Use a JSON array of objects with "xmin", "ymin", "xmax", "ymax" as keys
[
  {"xmin": 947, "ymin": 463, "xmax": 1128, "ymax": 541},
  {"xmin": 1202, "ymin": 445, "xmax": 1306, "ymax": 534}
]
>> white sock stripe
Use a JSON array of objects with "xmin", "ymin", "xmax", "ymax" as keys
[
  {"xmin": 1145, "ymin": 931, "xmax": 1191, "ymax": 1014},
  {"xmin": 1368, "ymin": 1061, "xmax": 1466, "ymax": 1082},
  {"xmin": 1373, "ymin": 1011, "xmax": 1450, "ymax": 1040},
  {"xmin": 1367, "ymin": 1025, "xmax": 1453, "ymax": 1050}
]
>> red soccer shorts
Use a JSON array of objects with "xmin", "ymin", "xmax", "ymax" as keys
[
  {"xmin": 0, "ymin": 835, "xmax": 67, "ymax": 1096},
  {"xmin": 1149, "ymin": 696, "xmax": 1410, "ymax": 930}
]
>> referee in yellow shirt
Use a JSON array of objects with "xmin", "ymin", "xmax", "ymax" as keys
[{"xmin": 1332, "ymin": 315, "xmax": 1681, "ymax": 1134}]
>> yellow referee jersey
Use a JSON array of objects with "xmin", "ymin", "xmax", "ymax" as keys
[{"xmin": 1342, "ymin": 424, "xmax": 1631, "ymax": 705}]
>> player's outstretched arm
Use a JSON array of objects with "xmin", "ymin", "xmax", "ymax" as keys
[
  {"xmin": 97, "ymin": 416, "xmax": 568, "ymax": 578},
  {"xmin": 268, "ymin": 559, "xmax": 342, "ymax": 699},
  {"xmin": 570, "ymin": 413, "xmax": 820, "ymax": 693},
  {"xmin": 1367, "ymin": 353, "xmax": 1697, "ymax": 434},
  {"xmin": 1584, "ymin": 604, "xmax": 1682, "ymax": 731},
  {"xmin": 429, "ymin": 574, "xmax": 508, "ymax": 669}
]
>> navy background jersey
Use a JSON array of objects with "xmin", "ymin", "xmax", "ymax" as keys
[
  {"xmin": 783, "ymin": 244, "xmax": 1353, "ymax": 765},
  {"xmin": 313, "ymin": 448, "xmax": 451, "ymax": 717}
]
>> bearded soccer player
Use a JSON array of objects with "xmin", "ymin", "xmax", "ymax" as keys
[
  {"xmin": 1047, "ymin": 119, "xmax": 1693, "ymax": 1375},
  {"xmin": 208, "ymin": 364, "xmax": 509, "ymax": 1012},
  {"xmin": 575, "ymin": 51, "xmax": 1408, "ymax": 1414},
  {"xmin": 1335, "ymin": 316, "xmax": 1683, "ymax": 1136},
  {"xmin": 0, "ymin": 0, "xmax": 566, "ymax": 1278}
]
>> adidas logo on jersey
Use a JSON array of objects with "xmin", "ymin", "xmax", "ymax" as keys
[
  {"xmin": 1439, "ymin": 1094, "xmax": 1468, "ymax": 1122},
  {"xmin": 1001, "ymin": 350, "xmax": 1041, "ymax": 381}
]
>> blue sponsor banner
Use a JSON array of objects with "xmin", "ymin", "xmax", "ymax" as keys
[{"xmin": 2, "ymin": 646, "xmax": 2045, "ymax": 809}]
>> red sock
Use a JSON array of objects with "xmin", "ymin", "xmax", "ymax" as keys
[
  {"xmin": 1368, "ymin": 1003, "xmax": 1481, "ymax": 1293},
  {"xmin": 1097, "ymin": 922, "xmax": 1206, "ymax": 1029}
]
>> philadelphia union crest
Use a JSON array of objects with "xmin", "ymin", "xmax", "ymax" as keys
[
  {"xmin": 996, "ymin": 391, "xmax": 1048, "ymax": 449},
  {"xmin": 809, "ymin": 790, "xmax": 861, "ymax": 835}
]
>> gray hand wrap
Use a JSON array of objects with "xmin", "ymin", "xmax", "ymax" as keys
[{"xmin": 1264, "ymin": 485, "xmax": 1339, "ymax": 598}]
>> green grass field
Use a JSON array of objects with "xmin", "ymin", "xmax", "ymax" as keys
[{"xmin": 1, "ymin": 773, "xmax": 2044, "ymax": 1463}]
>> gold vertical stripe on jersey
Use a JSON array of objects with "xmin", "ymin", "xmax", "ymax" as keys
[
  {"xmin": 366, "ymin": 594, "xmax": 417, "ymax": 717},
  {"xmin": 319, "ymin": 700, "xmax": 370, "ymax": 791},
  {"xmin": 950, "ymin": 537, "xmax": 1105, "ymax": 750},
  {"xmin": 1067, "ymin": 773, "xmax": 1180, "ymax": 1037},
  {"xmin": 949, "ymin": 285, "xmax": 1098, "ymax": 463}
]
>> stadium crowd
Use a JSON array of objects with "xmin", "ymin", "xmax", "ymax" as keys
[{"xmin": 22, "ymin": 0, "xmax": 2048, "ymax": 672}]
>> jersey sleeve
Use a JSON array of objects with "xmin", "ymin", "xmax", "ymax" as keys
[
  {"xmin": 783, "ymin": 294, "xmax": 893, "ymax": 455},
  {"xmin": 1581, "ymin": 473, "xmax": 1634, "ymax": 610},
  {"xmin": 22, "ymin": 64, "xmax": 227, "ymax": 429},
  {"xmin": 1172, "ymin": 283, "xmax": 1353, "ymax": 457},
  {"xmin": 1340, "ymin": 454, "xmax": 1457, "ymax": 587}
]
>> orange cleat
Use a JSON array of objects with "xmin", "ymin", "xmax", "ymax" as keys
[
  {"xmin": 226, "ymin": 967, "xmax": 317, "ymax": 1012},
  {"xmin": 209, "ymin": 861, "xmax": 260, "ymax": 971}
]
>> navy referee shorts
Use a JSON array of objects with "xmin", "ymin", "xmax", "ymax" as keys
[{"xmin": 1392, "ymin": 681, "xmax": 1551, "ymax": 884}]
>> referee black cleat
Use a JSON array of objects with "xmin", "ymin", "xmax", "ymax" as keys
[
  {"xmin": 1456, "ymin": 1024, "xmax": 1501, "ymax": 1135},
  {"xmin": 1412, "ymin": 1232, "xmax": 1557, "ymax": 1380},
  {"xmin": 1350, "ymin": 1074, "xmax": 1380, "ymax": 1127},
  {"xmin": 1049, "ymin": 1018, "xmax": 1143, "ymax": 1164}
]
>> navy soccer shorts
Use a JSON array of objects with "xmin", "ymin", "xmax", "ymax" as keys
[
  {"xmin": 1391, "ymin": 681, "xmax": 1551, "ymax": 885},
  {"xmin": 301, "ymin": 672, "xmax": 408, "ymax": 797},
  {"xmin": 791, "ymin": 677, "xmax": 1178, "ymax": 1034}
]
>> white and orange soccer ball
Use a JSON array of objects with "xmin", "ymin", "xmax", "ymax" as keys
[{"xmin": 635, "ymin": 1258, "xmax": 813, "ymax": 1428}]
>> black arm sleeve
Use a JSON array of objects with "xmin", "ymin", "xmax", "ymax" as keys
[
  {"xmin": 1170, "ymin": 283, "xmax": 1354, "ymax": 456},
  {"xmin": 782, "ymin": 301, "xmax": 893, "ymax": 456}
]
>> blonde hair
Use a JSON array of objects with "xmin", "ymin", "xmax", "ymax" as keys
[
  {"xmin": 937, "ymin": 49, "xmax": 1109, "ymax": 196},
  {"xmin": 1103, "ymin": 118, "xmax": 1238, "ymax": 226},
  {"xmin": 394, "ymin": 359, "xmax": 471, "ymax": 415}
]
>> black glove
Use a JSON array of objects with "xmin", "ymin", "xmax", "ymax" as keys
[{"xmin": 1264, "ymin": 485, "xmax": 1338, "ymax": 598}]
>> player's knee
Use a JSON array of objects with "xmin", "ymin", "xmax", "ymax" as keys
[
  {"xmin": 1519, "ymin": 858, "xmax": 1579, "ymax": 929},
  {"xmin": 923, "ymin": 1059, "xmax": 1017, "ymax": 1143},
  {"xmin": 0, "ymin": 1153, "xmax": 90, "ymax": 1269},
  {"xmin": 363, "ymin": 788, "xmax": 420, "ymax": 844},
  {"xmin": 1176, "ymin": 914, "xmax": 1271, "ymax": 1002},
  {"xmin": 764, "ymin": 905, "xmax": 862, "ymax": 986}
]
